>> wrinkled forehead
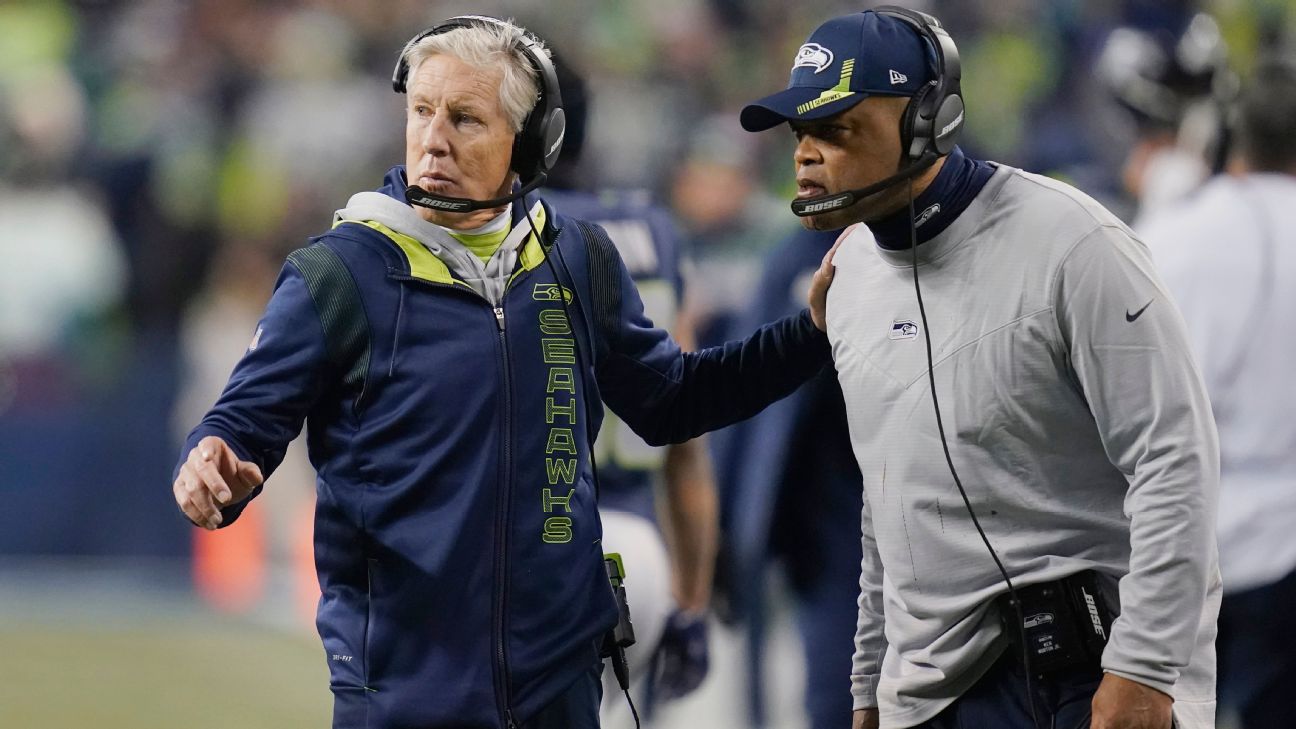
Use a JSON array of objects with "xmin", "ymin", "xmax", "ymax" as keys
[{"xmin": 408, "ymin": 54, "xmax": 505, "ymax": 106}]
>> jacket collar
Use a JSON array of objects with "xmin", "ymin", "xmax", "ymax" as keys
[{"xmin": 356, "ymin": 165, "xmax": 554, "ymax": 284}]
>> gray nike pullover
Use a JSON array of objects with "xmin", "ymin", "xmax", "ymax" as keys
[{"xmin": 827, "ymin": 165, "xmax": 1221, "ymax": 728}]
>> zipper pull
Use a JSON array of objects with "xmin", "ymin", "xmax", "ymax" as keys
[
  {"xmin": 494, "ymin": 306, "xmax": 506, "ymax": 331},
  {"xmin": 505, "ymin": 709, "xmax": 517, "ymax": 729}
]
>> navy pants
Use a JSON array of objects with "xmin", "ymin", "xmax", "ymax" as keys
[
  {"xmin": 522, "ymin": 661, "xmax": 604, "ymax": 729},
  {"xmin": 1218, "ymin": 566, "xmax": 1296, "ymax": 729},
  {"xmin": 793, "ymin": 545, "xmax": 861, "ymax": 729},
  {"xmin": 911, "ymin": 651, "xmax": 1103, "ymax": 729}
]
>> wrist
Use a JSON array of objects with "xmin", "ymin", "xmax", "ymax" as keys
[
  {"xmin": 852, "ymin": 707, "xmax": 880, "ymax": 729},
  {"xmin": 1101, "ymin": 670, "xmax": 1174, "ymax": 701}
]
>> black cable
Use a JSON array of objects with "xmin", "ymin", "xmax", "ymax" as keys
[
  {"xmin": 624, "ymin": 688, "xmax": 642, "ymax": 729},
  {"xmin": 906, "ymin": 180, "xmax": 1043, "ymax": 729}
]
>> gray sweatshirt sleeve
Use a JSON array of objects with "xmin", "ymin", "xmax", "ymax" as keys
[
  {"xmin": 1052, "ymin": 224, "xmax": 1220, "ymax": 695},
  {"xmin": 850, "ymin": 497, "xmax": 888, "ymax": 709}
]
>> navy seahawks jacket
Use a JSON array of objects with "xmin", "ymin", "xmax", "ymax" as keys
[{"xmin": 180, "ymin": 166, "xmax": 831, "ymax": 729}]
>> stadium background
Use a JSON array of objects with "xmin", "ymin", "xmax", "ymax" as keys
[{"xmin": 0, "ymin": 0, "xmax": 1290, "ymax": 727}]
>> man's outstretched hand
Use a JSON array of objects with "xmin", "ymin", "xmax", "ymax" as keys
[
  {"xmin": 809, "ymin": 224, "xmax": 857, "ymax": 331},
  {"xmin": 173, "ymin": 435, "xmax": 263, "ymax": 530}
]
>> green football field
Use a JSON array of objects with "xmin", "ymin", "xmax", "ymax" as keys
[
  {"xmin": 1, "ymin": 618, "xmax": 331, "ymax": 728},
  {"xmin": 1, "ymin": 563, "xmax": 1235, "ymax": 729}
]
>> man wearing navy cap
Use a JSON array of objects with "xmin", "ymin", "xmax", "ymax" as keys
[{"xmin": 743, "ymin": 8, "xmax": 1220, "ymax": 729}]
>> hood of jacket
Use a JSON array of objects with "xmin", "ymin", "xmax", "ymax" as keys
[{"xmin": 333, "ymin": 166, "xmax": 544, "ymax": 306}]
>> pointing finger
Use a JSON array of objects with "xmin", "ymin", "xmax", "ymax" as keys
[{"xmin": 194, "ymin": 457, "xmax": 232, "ymax": 504}]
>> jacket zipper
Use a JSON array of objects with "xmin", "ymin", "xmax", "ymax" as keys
[
  {"xmin": 493, "ymin": 302, "xmax": 516, "ymax": 729},
  {"xmin": 389, "ymin": 273, "xmax": 533, "ymax": 729}
]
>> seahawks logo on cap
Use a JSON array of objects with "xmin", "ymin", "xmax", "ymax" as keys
[{"xmin": 793, "ymin": 43, "xmax": 834, "ymax": 74}]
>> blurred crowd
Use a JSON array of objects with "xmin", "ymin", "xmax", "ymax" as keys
[{"xmin": 1, "ymin": 0, "xmax": 1294, "ymax": 725}]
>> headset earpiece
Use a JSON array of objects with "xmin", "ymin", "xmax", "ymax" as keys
[
  {"xmin": 509, "ymin": 90, "xmax": 566, "ymax": 178},
  {"xmin": 930, "ymin": 93, "xmax": 965, "ymax": 155},
  {"xmin": 902, "ymin": 82, "xmax": 936, "ymax": 160},
  {"xmin": 540, "ymin": 107, "xmax": 567, "ymax": 171},
  {"xmin": 874, "ymin": 5, "xmax": 964, "ymax": 162}
]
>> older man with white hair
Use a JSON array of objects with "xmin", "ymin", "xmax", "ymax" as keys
[{"xmin": 171, "ymin": 15, "xmax": 834, "ymax": 729}]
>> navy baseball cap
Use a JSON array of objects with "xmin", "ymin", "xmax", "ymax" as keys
[{"xmin": 740, "ymin": 10, "xmax": 934, "ymax": 132}]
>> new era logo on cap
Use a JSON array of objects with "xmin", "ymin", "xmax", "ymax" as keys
[{"xmin": 889, "ymin": 69, "xmax": 908, "ymax": 85}]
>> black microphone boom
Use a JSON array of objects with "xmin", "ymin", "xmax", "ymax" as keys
[
  {"xmin": 406, "ymin": 172, "xmax": 548, "ymax": 213},
  {"xmin": 790, "ymin": 153, "xmax": 937, "ymax": 217}
]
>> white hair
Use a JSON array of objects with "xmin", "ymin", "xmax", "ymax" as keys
[{"xmin": 403, "ymin": 20, "xmax": 547, "ymax": 133}]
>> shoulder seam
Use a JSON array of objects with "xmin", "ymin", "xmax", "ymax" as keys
[
  {"xmin": 1047, "ymin": 222, "xmax": 1128, "ymax": 345},
  {"xmin": 1007, "ymin": 169, "xmax": 1124, "ymax": 231}
]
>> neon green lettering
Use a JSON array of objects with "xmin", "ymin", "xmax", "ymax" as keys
[
  {"xmin": 545, "ymin": 428, "xmax": 577, "ymax": 454},
  {"xmin": 542, "ymin": 516, "xmax": 573, "ymax": 544},
  {"xmin": 546, "ymin": 367, "xmax": 575, "ymax": 394},
  {"xmin": 542, "ymin": 487, "xmax": 576, "ymax": 513},
  {"xmin": 541, "ymin": 339, "xmax": 576, "ymax": 364},
  {"xmin": 539, "ymin": 309, "xmax": 571, "ymax": 335},
  {"xmin": 546, "ymin": 396, "xmax": 577, "ymax": 425},
  {"xmin": 546, "ymin": 457, "xmax": 578, "ymax": 485}
]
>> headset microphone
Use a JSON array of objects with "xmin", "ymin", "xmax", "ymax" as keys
[
  {"xmin": 405, "ymin": 172, "xmax": 549, "ymax": 213},
  {"xmin": 790, "ymin": 151, "xmax": 937, "ymax": 217}
]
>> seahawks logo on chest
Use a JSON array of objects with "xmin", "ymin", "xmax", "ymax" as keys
[{"xmin": 889, "ymin": 320, "xmax": 919, "ymax": 340}]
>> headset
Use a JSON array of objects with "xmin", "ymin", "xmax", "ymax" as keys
[
  {"xmin": 881, "ymin": 6, "xmax": 965, "ymax": 160},
  {"xmin": 392, "ymin": 15, "xmax": 567, "ymax": 212},
  {"xmin": 791, "ymin": 6, "xmax": 965, "ymax": 217}
]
